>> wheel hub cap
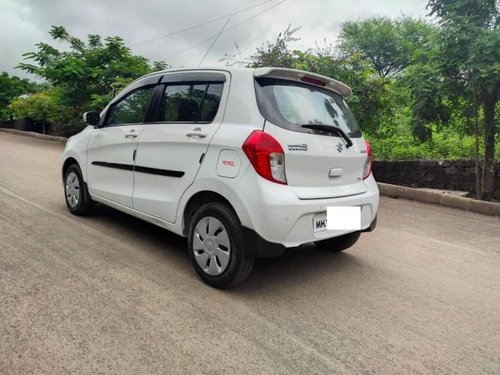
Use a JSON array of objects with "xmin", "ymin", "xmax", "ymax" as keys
[
  {"xmin": 205, "ymin": 238, "xmax": 216, "ymax": 255},
  {"xmin": 192, "ymin": 216, "xmax": 231, "ymax": 276},
  {"xmin": 65, "ymin": 171, "xmax": 80, "ymax": 208}
]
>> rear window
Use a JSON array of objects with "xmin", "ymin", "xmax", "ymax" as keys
[
  {"xmin": 255, "ymin": 78, "xmax": 361, "ymax": 137},
  {"xmin": 156, "ymin": 82, "xmax": 223, "ymax": 123}
]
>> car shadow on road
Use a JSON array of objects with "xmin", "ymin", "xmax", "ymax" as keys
[
  {"xmin": 83, "ymin": 203, "xmax": 191, "ymax": 263},
  {"xmin": 236, "ymin": 247, "xmax": 370, "ymax": 294},
  {"xmin": 85, "ymin": 203, "xmax": 372, "ymax": 293}
]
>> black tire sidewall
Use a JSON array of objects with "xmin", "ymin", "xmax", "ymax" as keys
[
  {"xmin": 64, "ymin": 164, "xmax": 90, "ymax": 215},
  {"xmin": 188, "ymin": 202, "xmax": 253, "ymax": 288}
]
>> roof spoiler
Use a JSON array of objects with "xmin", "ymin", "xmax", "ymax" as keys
[{"xmin": 253, "ymin": 67, "xmax": 352, "ymax": 97}]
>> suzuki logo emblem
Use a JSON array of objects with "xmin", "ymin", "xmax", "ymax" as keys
[{"xmin": 336, "ymin": 142, "xmax": 343, "ymax": 153}]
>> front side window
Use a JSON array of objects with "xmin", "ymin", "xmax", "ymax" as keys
[
  {"xmin": 105, "ymin": 86, "xmax": 155, "ymax": 126},
  {"xmin": 255, "ymin": 78, "xmax": 361, "ymax": 137},
  {"xmin": 157, "ymin": 83, "xmax": 223, "ymax": 123}
]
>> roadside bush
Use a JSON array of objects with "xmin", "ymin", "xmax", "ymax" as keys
[{"xmin": 367, "ymin": 130, "xmax": 500, "ymax": 160}]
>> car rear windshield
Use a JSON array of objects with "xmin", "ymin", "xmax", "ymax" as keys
[{"xmin": 255, "ymin": 78, "xmax": 361, "ymax": 138}]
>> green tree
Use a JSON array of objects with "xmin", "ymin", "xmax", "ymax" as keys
[
  {"xmin": 247, "ymin": 25, "xmax": 302, "ymax": 68},
  {"xmin": 9, "ymin": 90, "xmax": 66, "ymax": 134},
  {"xmin": 398, "ymin": 51, "xmax": 451, "ymax": 142},
  {"xmin": 427, "ymin": 0, "xmax": 500, "ymax": 200},
  {"xmin": 17, "ymin": 26, "xmax": 168, "ymax": 117},
  {"xmin": 338, "ymin": 17, "xmax": 436, "ymax": 78},
  {"xmin": 0, "ymin": 72, "xmax": 38, "ymax": 121}
]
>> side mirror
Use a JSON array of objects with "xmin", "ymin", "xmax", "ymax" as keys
[{"xmin": 83, "ymin": 111, "xmax": 100, "ymax": 127}]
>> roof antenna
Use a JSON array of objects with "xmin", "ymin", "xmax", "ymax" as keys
[{"xmin": 198, "ymin": 18, "xmax": 230, "ymax": 67}]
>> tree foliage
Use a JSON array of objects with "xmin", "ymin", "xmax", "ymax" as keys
[
  {"xmin": 9, "ymin": 90, "xmax": 66, "ymax": 124},
  {"xmin": 248, "ymin": 25, "xmax": 302, "ymax": 68},
  {"xmin": 427, "ymin": 0, "xmax": 499, "ymax": 199},
  {"xmin": 17, "ymin": 26, "xmax": 167, "ymax": 116},
  {"xmin": 0, "ymin": 72, "xmax": 39, "ymax": 120},
  {"xmin": 338, "ymin": 17, "xmax": 436, "ymax": 78}
]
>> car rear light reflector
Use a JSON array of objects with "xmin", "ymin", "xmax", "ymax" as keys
[
  {"xmin": 242, "ymin": 131, "xmax": 287, "ymax": 184},
  {"xmin": 363, "ymin": 141, "xmax": 373, "ymax": 179}
]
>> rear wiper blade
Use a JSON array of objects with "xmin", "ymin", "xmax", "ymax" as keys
[{"xmin": 301, "ymin": 124, "xmax": 353, "ymax": 148}]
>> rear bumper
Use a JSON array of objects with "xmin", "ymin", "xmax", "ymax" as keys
[
  {"xmin": 362, "ymin": 214, "xmax": 377, "ymax": 232},
  {"xmin": 244, "ymin": 214, "xmax": 378, "ymax": 258},
  {"xmin": 235, "ymin": 173, "xmax": 379, "ymax": 248},
  {"xmin": 243, "ymin": 227, "xmax": 287, "ymax": 258}
]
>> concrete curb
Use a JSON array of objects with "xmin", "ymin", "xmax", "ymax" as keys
[
  {"xmin": 378, "ymin": 182, "xmax": 500, "ymax": 217},
  {"xmin": 0, "ymin": 128, "xmax": 67, "ymax": 143}
]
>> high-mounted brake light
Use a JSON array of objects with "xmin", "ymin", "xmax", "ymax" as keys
[
  {"xmin": 363, "ymin": 141, "xmax": 373, "ymax": 179},
  {"xmin": 300, "ymin": 76, "xmax": 326, "ymax": 87},
  {"xmin": 242, "ymin": 131, "xmax": 287, "ymax": 184}
]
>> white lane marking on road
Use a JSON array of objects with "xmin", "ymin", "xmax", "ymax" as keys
[
  {"xmin": 0, "ymin": 212, "xmax": 18, "ymax": 227},
  {"xmin": 0, "ymin": 184, "xmax": 74, "ymax": 224}
]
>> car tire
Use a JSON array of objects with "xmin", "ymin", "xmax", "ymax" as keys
[
  {"xmin": 315, "ymin": 232, "xmax": 361, "ymax": 252},
  {"xmin": 188, "ymin": 202, "xmax": 254, "ymax": 289},
  {"xmin": 64, "ymin": 164, "xmax": 93, "ymax": 216}
]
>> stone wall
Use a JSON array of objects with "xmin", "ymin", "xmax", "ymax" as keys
[
  {"xmin": 0, "ymin": 118, "xmax": 82, "ymax": 137},
  {"xmin": 373, "ymin": 160, "xmax": 500, "ymax": 200},
  {"xmin": 0, "ymin": 118, "xmax": 39, "ymax": 132}
]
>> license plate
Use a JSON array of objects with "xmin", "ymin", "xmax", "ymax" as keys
[
  {"xmin": 313, "ymin": 207, "xmax": 362, "ymax": 232},
  {"xmin": 313, "ymin": 213, "xmax": 328, "ymax": 232}
]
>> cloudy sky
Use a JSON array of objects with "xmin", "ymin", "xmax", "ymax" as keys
[{"xmin": 0, "ymin": 0, "xmax": 429, "ymax": 79}]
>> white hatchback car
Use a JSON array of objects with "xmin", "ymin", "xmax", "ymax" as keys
[{"xmin": 62, "ymin": 67, "xmax": 379, "ymax": 288}]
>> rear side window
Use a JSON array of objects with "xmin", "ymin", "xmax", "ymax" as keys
[
  {"xmin": 156, "ymin": 83, "xmax": 223, "ymax": 123},
  {"xmin": 105, "ymin": 86, "xmax": 155, "ymax": 126},
  {"xmin": 255, "ymin": 78, "xmax": 361, "ymax": 137}
]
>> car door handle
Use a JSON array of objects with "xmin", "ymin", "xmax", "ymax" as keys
[
  {"xmin": 125, "ymin": 133, "xmax": 137, "ymax": 139},
  {"xmin": 186, "ymin": 129, "xmax": 207, "ymax": 138}
]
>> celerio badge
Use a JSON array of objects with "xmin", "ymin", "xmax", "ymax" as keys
[{"xmin": 288, "ymin": 144, "xmax": 308, "ymax": 151}]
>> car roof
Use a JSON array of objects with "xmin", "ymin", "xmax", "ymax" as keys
[{"xmin": 141, "ymin": 66, "xmax": 352, "ymax": 97}]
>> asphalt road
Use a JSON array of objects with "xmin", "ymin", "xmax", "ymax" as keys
[{"xmin": 0, "ymin": 131, "xmax": 499, "ymax": 375}]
